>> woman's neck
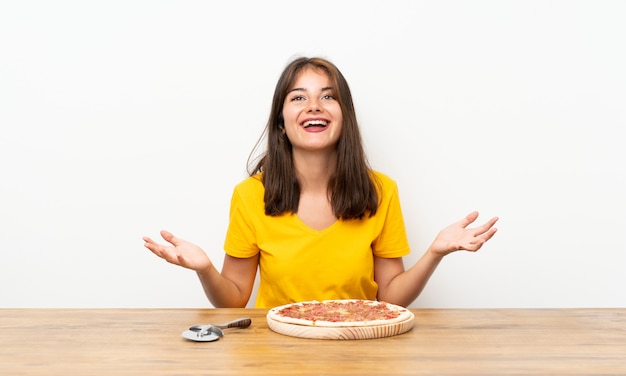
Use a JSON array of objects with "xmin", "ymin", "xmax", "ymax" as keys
[{"xmin": 293, "ymin": 151, "xmax": 337, "ymax": 193}]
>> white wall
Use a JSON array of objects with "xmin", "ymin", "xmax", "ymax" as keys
[{"xmin": 1, "ymin": 1, "xmax": 624, "ymax": 308}]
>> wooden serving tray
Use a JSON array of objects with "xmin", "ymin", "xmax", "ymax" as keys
[{"xmin": 266, "ymin": 311, "xmax": 415, "ymax": 340}]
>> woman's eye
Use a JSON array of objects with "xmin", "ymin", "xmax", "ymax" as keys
[
  {"xmin": 291, "ymin": 95, "xmax": 305, "ymax": 101},
  {"xmin": 322, "ymin": 94, "xmax": 335, "ymax": 100}
]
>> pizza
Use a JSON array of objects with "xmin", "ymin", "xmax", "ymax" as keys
[{"xmin": 266, "ymin": 299, "xmax": 413, "ymax": 327}]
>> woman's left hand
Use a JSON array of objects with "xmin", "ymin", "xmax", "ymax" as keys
[{"xmin": 429, "ymin": 211, "xmax": 498, "ymax": 257}]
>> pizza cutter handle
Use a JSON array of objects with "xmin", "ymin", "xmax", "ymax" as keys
[
  {"xmin": 189, "ymin": 318, "xmax": 252, "ymax": 333},
  {"xmin": 216, "ymin": 317, "xmax": 252, "ymax": 329}
]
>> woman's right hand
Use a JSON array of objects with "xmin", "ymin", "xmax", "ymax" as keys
[{"xmin": 143, "ymin": 230, "xmax": 212, "ymax": 271}]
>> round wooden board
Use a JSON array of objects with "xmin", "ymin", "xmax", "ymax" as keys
[{"xmin": 266, "ymin": 311, "xmax": 415, "ymax": 340}]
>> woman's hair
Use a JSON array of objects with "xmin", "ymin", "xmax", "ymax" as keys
[{"xmin": 247, "ymin": 57, "xmax": 379, "ymax": 219}]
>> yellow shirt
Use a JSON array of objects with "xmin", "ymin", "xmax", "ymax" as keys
[{"xmin": 224, "ymin": 171, "xmax": 411, "ymax": 308}]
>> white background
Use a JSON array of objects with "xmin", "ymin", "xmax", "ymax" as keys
[{"xmin": 1, "ymin": 1, "xmax": 624, "ymax": 308}]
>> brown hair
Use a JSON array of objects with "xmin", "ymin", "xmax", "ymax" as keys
[{"xmin": 248, "ymin": 57, "xmax": 379, "ymax": 219}]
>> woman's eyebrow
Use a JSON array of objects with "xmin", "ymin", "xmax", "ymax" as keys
[{"xmin": 287, "ymin": 86, "xmax": 334, "ymax": 94}]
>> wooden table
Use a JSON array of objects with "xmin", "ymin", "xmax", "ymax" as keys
[{"xmin": 1, "ymin": 308, "xmax": 624, "ymax": 375}]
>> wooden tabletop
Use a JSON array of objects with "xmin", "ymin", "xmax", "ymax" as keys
[{"xmin": 1, "ymin": 308, "xmax": 624, "ymax": 375}]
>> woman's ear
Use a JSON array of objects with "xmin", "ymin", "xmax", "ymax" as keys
[{"xmin": 278, "ymin": 113, "xmax": 285, "ymax": 133}]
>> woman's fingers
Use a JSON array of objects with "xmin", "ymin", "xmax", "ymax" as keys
[
  {"xmin": 142, "ymin": 236, "xmax": 161, "ymax": 254},
  {"xmin": 459, "ymin": 211, "xmax": 480, "ymax": 228},
  {"xmin": 159, "ymin": 230, "xmax": 179, "ymax": 245},
  {"xmin": 143, "ymin": 234, "xmax": 175, "ymax": 261},
  {"xmin": 473, "ymin": 216, "xmax": 499, "ymax": 237}
]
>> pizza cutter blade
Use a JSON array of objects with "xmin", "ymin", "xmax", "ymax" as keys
[{"xmin": 182, "ymin": 329, "xmax": 220, "ymax": 342}]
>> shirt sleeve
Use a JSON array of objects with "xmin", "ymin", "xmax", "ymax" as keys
[
  {"xmin": 223, "ymin": 184, "xmax": 260, "ymax": 258},
  {"xmin": 371, "ymin": 176, "xmax": 411, "ymax": 258}
]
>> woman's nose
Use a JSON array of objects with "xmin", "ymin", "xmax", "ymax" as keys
[{"xmin": 306, "ymin": 98, "xmax": 322, "ymax": 112}]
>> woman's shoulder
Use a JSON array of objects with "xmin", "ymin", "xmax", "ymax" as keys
[
  {"xmin": 229, "ymin": 174, "xmax": 265, "ymax": 211},
  {"xmin": 369, "ymin": 170, "xmax": 401, "ymax": 206},
  {"xmin": 370, "ymin": 170, "xmax": 397, "ymax": 189},
  {"xmin": 234, "ymin": 173, "xmax": 264, "ymax": 194}
]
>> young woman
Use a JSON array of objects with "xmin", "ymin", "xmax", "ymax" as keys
[{"xmin": 143, "ymin": 57, "xmax": 498, "ymax": 308}]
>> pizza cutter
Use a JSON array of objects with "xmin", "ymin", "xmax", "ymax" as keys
[{"xmin": 183, "ymin": 317, "xmax": 252, "ymax": 342}]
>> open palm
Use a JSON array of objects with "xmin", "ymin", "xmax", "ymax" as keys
[
  {"xmin": 143, "ymin": 230, "xmax": 212, "ymax": 271},
  {"xmin": 430, "ymin": 211, "xmax": 499, "ymax": 256}
]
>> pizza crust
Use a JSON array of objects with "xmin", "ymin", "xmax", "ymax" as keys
[{"xmin": 267, "ymin": 299, "xmax": 413, "ymax": 328}]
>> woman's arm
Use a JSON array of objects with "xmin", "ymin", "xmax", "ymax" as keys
[
  {"xmin": 375, "ymin": 211, "xmax": 498, "ymax": 307},
  {"xmin": 197, "ymin": 254, "xmax": 258, "ymax": 308},
  {"xmin": 143, "ymin": 230, "xmax": 258, "ymax": 307},
  {"xmin": 374, "ymin": 252, "xmax": 442, "ymax": 307}
]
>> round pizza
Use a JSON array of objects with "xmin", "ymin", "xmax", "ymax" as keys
[{"xmin": 266, "ymin": 299, "xmax": 413, "ymax": 327}]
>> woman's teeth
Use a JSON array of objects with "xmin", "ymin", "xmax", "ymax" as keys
[{"xmin": 303, "ymin": 120, "xmax": 328, "ymax": 128}]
